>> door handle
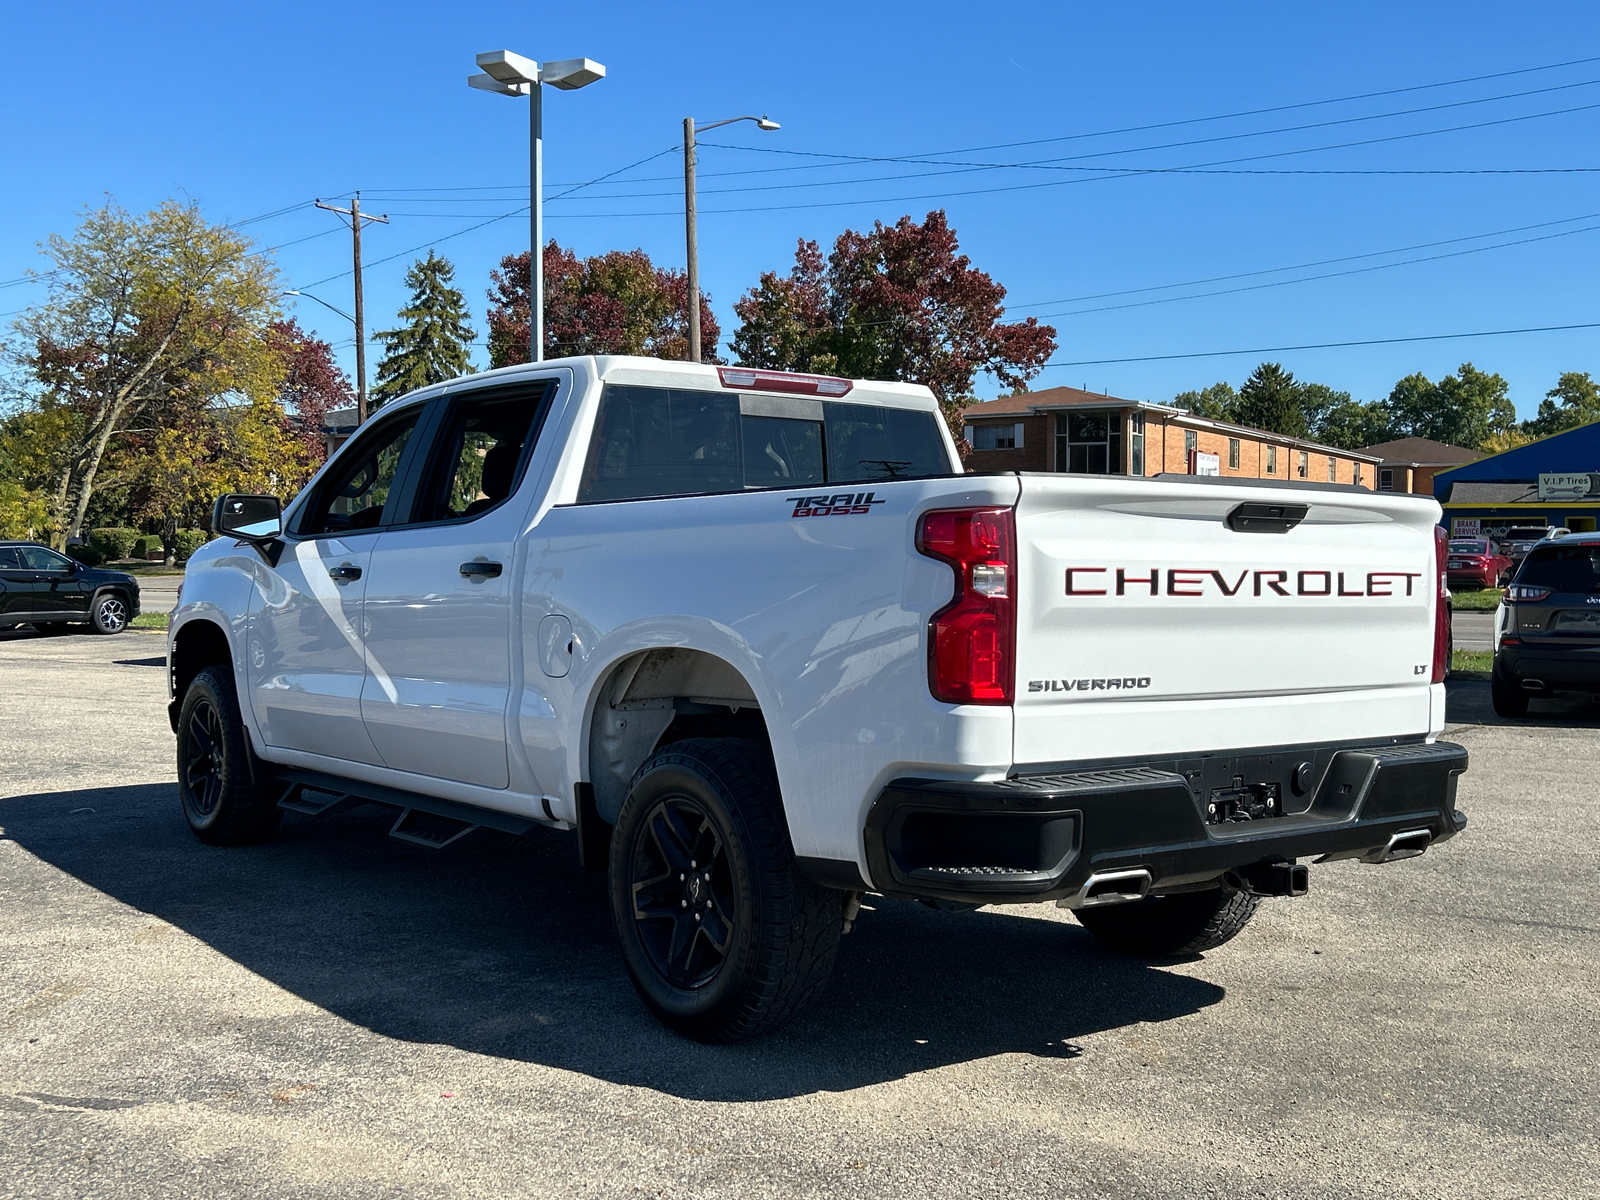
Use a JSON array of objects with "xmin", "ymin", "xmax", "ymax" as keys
[
  {"xmin": 459, "ymin": 561, "xmax": 503, "ymax": 579},
  {"xmin": 328, "ymin": 564, "xmax": 362, "ymax": 582}
]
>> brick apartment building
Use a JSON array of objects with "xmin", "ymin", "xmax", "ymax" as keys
[
  {"xmin": 962, "ymin": 386, "xmax": 1382, "ymax": 488},
  {"xmin": 1358, "ymin": 436, "xmax": 1479, "ymax": 495}
]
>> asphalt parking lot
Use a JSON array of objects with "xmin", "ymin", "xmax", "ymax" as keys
[{"xmin": 2, "ymin": 627, "xmax": 1597, "ymax": 1200}]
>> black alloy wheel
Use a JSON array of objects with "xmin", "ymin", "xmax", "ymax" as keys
[
  {"xmin": 608, "ymin": 738, "xmax": 842, "ymax": 1042},
  {"xmin": 91, "ymin": 593, "xmax": 128, "ymax": 634},
  {"xmin": 629, "ymin": 797, "xmax": 736, "ymax": 989},
  {"xmin": 175, "ymin": 665, "xmax": 282, "ymax": 845},
  {"xmin": 182, "ymin": 698, "xmax": 227, "ymax": 819}
]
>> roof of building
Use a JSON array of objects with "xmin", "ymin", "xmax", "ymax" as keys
[
  {"xmin": 1440, "ymin": 481, "xmax": 1540, "ymax": 505},
  {"xmin": 1359, "ymin": 437, "xmax": 1480, "ymax": 467},
  {"xmin": 961, "ymin": 386, "xmax": 1384, "ymax": 463}
]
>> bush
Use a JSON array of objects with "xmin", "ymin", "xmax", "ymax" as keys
[
  {"xmin": 89, "ymin": 526, "xmax": 139, "ymax": 562},
  {"xmin": 132, "ymin": 535, "xmax": 164, "ymax": 559},
  {"xmin": 65, "ymin": 543, "xmax": 103, "ymax": 566},
  {"xmin": 174, "ymin": 528, "xmax": 209, "ymax": 563}
]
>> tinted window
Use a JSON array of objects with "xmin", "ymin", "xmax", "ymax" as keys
[
  {"xmin": 19, "ymin": 546, "xmax": 72, "ymax": 571},
  {"xmin": 416, "ymin": 384, "xmax": 553, "ymax": 522},
  {"xmin": 0, "ymin": 547, "xmax": 22, "ymax": 569},
  {"xmin": 303, "ymin": 412, "xmax": 420, "ymax": 535},
  {"xmin": 1449, "ymin": 541, "xmax": 1488, "ymax": 553},
  {"xmin": 824, "ymin": 403, "xmax": 950, "ymax": 484},
  {"xmin": 1520, "ymin": 544, "xmax": 1600, "ymax": 593},
  {"xmin": 577, "ymin": 386, "xmax": 952, "ymax": 503},
  {"xmin": 1506, "ymin": 528, "xmax": 1548, "ymax": 541}
]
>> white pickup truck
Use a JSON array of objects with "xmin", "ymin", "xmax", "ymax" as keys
[{"xmin": 169, "ymin": 355, "xmax": 1467, "ymax": 1041}]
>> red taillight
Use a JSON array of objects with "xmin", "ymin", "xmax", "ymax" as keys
[
  {"xmin": 716, "ymin": 366, "xmax": 852, "ymax": 396},
  {"xmin": 1432, "ymin": 525, "xmax": 1450, "ymax": 684},
  {"xmin": 918, "ymin": 507, "xmax": 1016, "ymax": 704}
]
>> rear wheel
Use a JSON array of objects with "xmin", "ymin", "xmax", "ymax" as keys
[
  {"xmin": 1491, "ymin": 674, "xmax": 1529, "ymax": 718},
  {"xmin": 608, "ymin": 737, "xmax": 841, "ymax": 1042},
  {"xmin": 90, "ymin": 592, "xmax": 129, "ymax": 634},
  {"xmin": 176, "ymin": 665, "xmax": 281, "ymax": 845},
  {"xmin": 1074, "ymin": 888, "xmax": 1261, "ymax": 957}
]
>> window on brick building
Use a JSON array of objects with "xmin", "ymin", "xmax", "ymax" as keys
[
  {"xmin": 1055, "ymin": 410, "xmax": 1123, "ymax": 474},
  {"xmin": 1379, "ymin": 468, "xmax": 1394, "ymax": 491},
  {"xmin": 1298, "ymin": 450, "xmax": 1308, "ymax": 478},
  {"xmin": 970, "ymin": 423, "xmax": 1021, "ymax": 450},
  {"xmin": 1228, "ymin": 438, "xmax": 1240, "ymax": 469},
  {"xmin": 1266, "ymin": 445, "xmax": 1277, "ymax": 474},
  {"xmin": 1130, "ymin": 412, "xmax": 1145, "ymax": 475},
  {"xmin": 1328, "ymin": 456, "xmax": 1336, "ymax": 482},
  {"xmin": 1354, "ymin": 463, "xmax": 1363, "ymax": 487}
]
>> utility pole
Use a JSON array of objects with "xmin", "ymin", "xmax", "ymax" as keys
[
  {"xmin": 684, "ymin": 117, "xmax": 699, "ymax": 363},
  {"xmin": 315, "ymin": 195, "xmax": 389, "ymax": 423},
  {"xmin": 681, "ymin": 115, "xmax": 779, "ymax": 364}
]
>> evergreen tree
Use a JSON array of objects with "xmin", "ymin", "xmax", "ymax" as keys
[
  {"xmin": 372, "ymin": 252, "xmax": 475, "ymax": 407},
  {"xmin": 1233, "ymin": 362, "xmax": 1309, "ymax": 438}
]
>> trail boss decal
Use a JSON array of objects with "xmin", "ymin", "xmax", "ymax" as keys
[
  {"xmin": 1063, "ymin": 567, "xmax": 1424, "ymax": 598},
  {"xmin": 1029, "ymin": 676, "xmax": 1152, "ymax": 693},
  {"xmin": 788, "ymin": 492, "xmax": 886, "ymax": 518}
]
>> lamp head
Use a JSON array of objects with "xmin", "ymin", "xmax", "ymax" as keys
[
  {"xmin": 468, "ymin": 72, "xmax": 530, "ymax": 97},
  {"xmin": 541, "ymin": 57, "xmax": 606, "ymax": 90},
  {"xmin": 476, "ymin": 49, "xmax": 541, "ymax": 84},
  {"xmin": 756, "ymin": 116, "xmax": 780, "ymax": 131}
]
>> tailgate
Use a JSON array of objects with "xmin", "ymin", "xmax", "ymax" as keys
[{"xmin": 1011, "ymin": 475, "xmax": 1441, "ymax": 767}]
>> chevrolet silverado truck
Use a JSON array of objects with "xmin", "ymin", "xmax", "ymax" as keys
[{"xmin": 168, "ymin": 356, "xmax": 1468, "ymax": 1041}]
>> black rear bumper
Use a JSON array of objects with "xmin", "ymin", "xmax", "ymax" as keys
[{"xmin": 864, "ymin": 740, "xmax": 1468, "ymax": 905}]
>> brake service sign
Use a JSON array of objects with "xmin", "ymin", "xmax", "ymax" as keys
[{"xmin": 1452, "ymin": 518, "xmax": 1480, "ymax": 538}]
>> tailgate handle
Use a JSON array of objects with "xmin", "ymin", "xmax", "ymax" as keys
[{"xmin": 1227, "ymin": 501, "xmax": 1308, "ymax": 534}]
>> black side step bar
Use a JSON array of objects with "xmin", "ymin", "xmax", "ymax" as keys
[{"xmin": 275, "ymin": 767, "xmax": 545, "ymax": 850}]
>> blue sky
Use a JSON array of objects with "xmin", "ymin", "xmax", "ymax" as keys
[{"xmin": 4, "ymin": 0, "xmax": 1599, "ymax": 417}]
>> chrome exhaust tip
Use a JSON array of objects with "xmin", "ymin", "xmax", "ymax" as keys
[
  {"xmin": 1362, "ymin": 828, "xmax": 1432, "ymax": 864},
  {"xmin": 1057, "ymin": 868, "xmax": 1153, "ymax": 910}
]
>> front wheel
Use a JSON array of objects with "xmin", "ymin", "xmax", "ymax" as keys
[
  {"xmin": 608, "ymin": 738, "xmax": 842, "ymax": 1042},
  {"xmin": 90, "ymin": 592, "xmax": 129, "ymax": 634},
  {"xmin": 176, "ymin": 665, "xmax": 282, "ymax": 845},
  {"xmin": 1074, "ymin": 888, "xmax": 1261, "ymax": 957}
]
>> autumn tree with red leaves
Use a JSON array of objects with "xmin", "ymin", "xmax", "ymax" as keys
[
  {"xmin": 486, "ymin": 242, "xmax": 720, "ymax": 367},
  {"xmin": 269, "ymin": 318, "xmax": 351, "ymax": 466},
  {"xmin": 731, "ymin": 211, "xmax": 1056, "ymax": 446}
]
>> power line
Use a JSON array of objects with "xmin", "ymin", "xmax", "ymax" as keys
[{"xmin": 1044, "ymin": 320, "xmax": 1600, "ymax": 367}]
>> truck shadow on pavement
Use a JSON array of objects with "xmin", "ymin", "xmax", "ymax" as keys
[{"xmin": 5, "ymin": 782, "xmax": 1224, "ymax": 1101}]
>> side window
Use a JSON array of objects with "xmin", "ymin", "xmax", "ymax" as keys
[
  {"xmin": 0, "ymin": 547, "xmax": 24, "ymax": 569},
  {"xmin": 824, "ymin": 402, "xmax": 950, "ymax": 484},
  {"xmin": 576, "ymin": 386, "xmax": 953, "ymax": 503},
  {"xmin": 415, "ymin": 383, "xmax": 555, "ymax": 523},
  {"xmin": 20, "ymin": 546, "xmax": 72, "ymax": 571},
  {"xmin": 580, "ymin": 387, "xmax": 741, "ymax": 503},
  {"xmin": 301, "ymin": 412, "xmax": 420, "ymax": 535}
]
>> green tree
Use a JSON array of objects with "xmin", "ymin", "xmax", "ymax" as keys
[
  {"xmin": 1314, "ymin": 397, "xmax": 1394, "ymax": 449},
  {"xmin": 1233, "ymin": 362, "xmax": 1309, "ymax": 437},
  {"xmin": 372, "ymin": 252, "xmax": 475, "ymax": 407},
  {"xmin": 1385, "ymin": 363, "xmax": 1515, "ymax": 449},
  {"xmin": 9, "ymin": 198, "xmax": 282, "ymax": 547},
  {"xmin": 1172, "ymin": 381, "xmax": 1238, "ymax": 420},
  {"xmin": 1522, "ymin": 371, "xmax": 1600, "ymax": 439}
]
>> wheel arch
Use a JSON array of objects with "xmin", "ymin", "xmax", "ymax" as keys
[
  {"xmin": 168, "ymin": 617, "xmax": 234, "ymax": 733},
  {"xmin": 583, "ymin": 646, "xmax": 772, "ymax": 826}
]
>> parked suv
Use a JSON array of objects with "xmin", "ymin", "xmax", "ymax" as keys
[
  {"xmin": 1501, "ymin": 525, "xmax": 1568, "ymax": 569},
  {"xmin": 0, "ymin": 540, "xmax": 140, "ymax": 634},
  {"xmin": 1492, "ymin": 532, "xmax": 1600, "ymax": 716}
]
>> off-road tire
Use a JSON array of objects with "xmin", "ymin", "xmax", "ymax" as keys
[
  {"xmin": 1491, "ymin": 675, "xmax": 1529, "ymax": 718},
  {"xmin": 89, "ymin": 591, "xmax": 129, "ymax": 634},
  {"xmin": 608, "ymin": 737, "xmax": 842, "ymax": 1042},
  {"xmin": 176, "ymin": 665, "xmax": 282, "ymax": 845},
  {"xmin": 1074, "ymin": 888, "xmax": 1262, "ymax": 957}
]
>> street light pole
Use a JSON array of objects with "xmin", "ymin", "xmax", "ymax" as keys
[
  {"xmin": 682, "ymin": 115, "xmax": 779, "ymax": 364},
  {"xmin": 313, "ymin": 195, "xmax": 388, "ymax": 423},
  {"xmin": 470, "ymin": 52, "xmax": 605, "ymax": 365}
]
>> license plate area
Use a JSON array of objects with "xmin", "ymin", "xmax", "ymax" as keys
[{"xmin": 1205, "ymin": 778, "xmax": 1283, "ymax": 825}]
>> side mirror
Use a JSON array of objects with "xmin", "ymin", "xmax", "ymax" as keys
[{"xmin": 212, "ymin": 494, "xmax": 282, "ymax": 542}]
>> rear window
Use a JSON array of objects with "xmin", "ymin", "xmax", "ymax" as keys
[
  {"xmin": 1506, "ymin": 528, "xmax": 1548, "ymax": 541},
  {"xmin": 1449, "ymin": 540, "xmax": 1487, "ymax": 554},
  {"xmin": 577, "ymin": 385, "xmax": 951, "ymax": 503},
  {"xmin": 1519, "ymin": 544, "xmax": 1600, "ymax": 594}
]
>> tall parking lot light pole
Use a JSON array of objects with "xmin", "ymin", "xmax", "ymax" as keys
[
  {"xmin": 469, "ymin": 52, "xmax": 605, "ymax": 363},
  {"xmin": 683, "ymin": 114, "xmax": 779, "ymax": 363}
]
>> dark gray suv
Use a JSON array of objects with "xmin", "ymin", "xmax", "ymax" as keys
[{"xmin": 1492, "ymin": 533, "xmax": 1600, "ymax": 716}]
